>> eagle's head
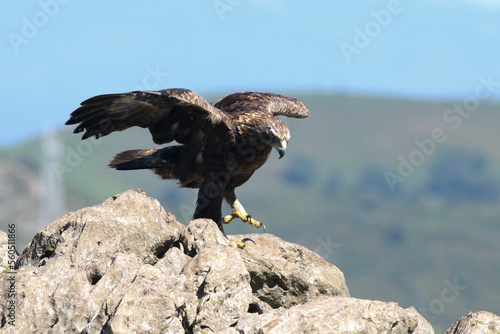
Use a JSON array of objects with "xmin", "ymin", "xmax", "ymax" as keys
[{"xmin": 263, "ymin": 118, "xmax": 290, "ymax": 159}]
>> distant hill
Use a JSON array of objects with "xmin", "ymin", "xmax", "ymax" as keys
[{"xmin": 2, "ymin": 92, "xmax": 500, "ymax": 332}]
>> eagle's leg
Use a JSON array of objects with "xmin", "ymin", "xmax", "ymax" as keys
[
  {"xmin": 194, "ymin": 177, "xmax": 247, "ymax": 248},
  {"xmin": 223, "ymin": 190, "xmax": 264, "ymax": 230},
  {"xmin": 194, "ymin": 175, "xmax": 225, "ymax": 234}
]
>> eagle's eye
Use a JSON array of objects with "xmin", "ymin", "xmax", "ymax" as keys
[
  {"xmin": 258, "ymin": 126, "xmax": 280, "ymax": 147},
  {"xmin": 268, "ymin": 126, "xmax": 278, "ymax": 138}
]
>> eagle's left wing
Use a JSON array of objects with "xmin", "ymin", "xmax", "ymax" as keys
[{"xmin": 66, "ymin": 88, "xmax": 230, "ymax": 145}]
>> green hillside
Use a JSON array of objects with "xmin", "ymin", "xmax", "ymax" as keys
[{"xmin": 2, "ymin": 92, "xmax": 500, "ymax": 332}]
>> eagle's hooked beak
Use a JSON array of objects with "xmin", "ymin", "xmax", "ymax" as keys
[{"xmin": 275, "ymin": 140, "xmax": 287, "ymax": 159}]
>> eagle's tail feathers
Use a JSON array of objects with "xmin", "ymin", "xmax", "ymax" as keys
[
  {"xmin": 108, "ymin": 149, "xmax": 162, "ymax": 170},
  {"xmin": 108, "ymin": 146, "xmax": 183, "ymax": 175}
]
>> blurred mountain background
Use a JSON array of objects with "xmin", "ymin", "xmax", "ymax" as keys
[{"xmin": 2, "ymin": 1, "xmax": 500, "ymax": 332}]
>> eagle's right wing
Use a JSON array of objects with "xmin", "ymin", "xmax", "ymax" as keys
[
  {"xmin": 214, "ymin": 92, "xmax": 309, "ymax": 119},
  {"xmin": 66, "ymin": 88, "xmax": 230, "ymax": 145}
]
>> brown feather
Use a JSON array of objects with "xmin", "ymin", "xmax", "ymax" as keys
[{"xmin": 66, "ymin": 88, "xmax": 309, "ymax": 234}]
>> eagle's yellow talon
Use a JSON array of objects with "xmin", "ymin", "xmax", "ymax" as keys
[
  {"xmin": 223, "ymin": 214, "xmax": 234, "ymax": 224},
  {"xmin": 247, "ymin": 216, "xmax": 262, "ymax": 229},
  {"xmin": 227, "ymin": 240, "xmax": 246, "ymax": 248},
  {"xmin": 223, "ymin": 211, "xmax": 262, "ymax": 229}
]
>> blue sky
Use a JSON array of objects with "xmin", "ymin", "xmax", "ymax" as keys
[{"xmin": 1, "ymin": 0, "xmax": 500, "ymax": 145}]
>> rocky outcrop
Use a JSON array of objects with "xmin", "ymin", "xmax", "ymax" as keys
[
  {"xmin": 234, "ymin": 297, "xmax": 434, "ymax": 334},
  {"xmin": 445, "ymin": 311, "xmax": 500, "ymax": 334},
  {"xmin": 0, "ymin": 189, "xmax": 447, "ymax": 333}
]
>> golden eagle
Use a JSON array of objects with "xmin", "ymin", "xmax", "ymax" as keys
[{"xmin": 66, "ymin": 88, "xmax": 309, "ymax": 247}]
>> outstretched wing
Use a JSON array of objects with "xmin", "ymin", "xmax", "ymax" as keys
[
  {"xmin": 66, "ymin": 88, "xmax": 229, "ymax": 144},
  {"xmin": 213, "ymin": 92, "xmax": 309, "ymax": 118}
]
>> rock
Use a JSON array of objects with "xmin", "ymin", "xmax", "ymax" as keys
[
  {"xmin": 228, "ymin": 233, "xmax": 349, "ymax": 308},
  {"xmin": 0, "ymin": 189, "xmax": 436, "ymax": 333},
  {"xmin": 17, "ymin": 189, "xmax": 184, "ymax": 268},
  {"xmin": 445, "ymin": 311, "xmax": 500, "ymax": 334},
  {"xmin": 236, "ymin": 296, "xmax": 434, "ymax": 334},
  {"xmin": 180, "ymin": 244, "xmax": 253, "ymax": 333}
]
